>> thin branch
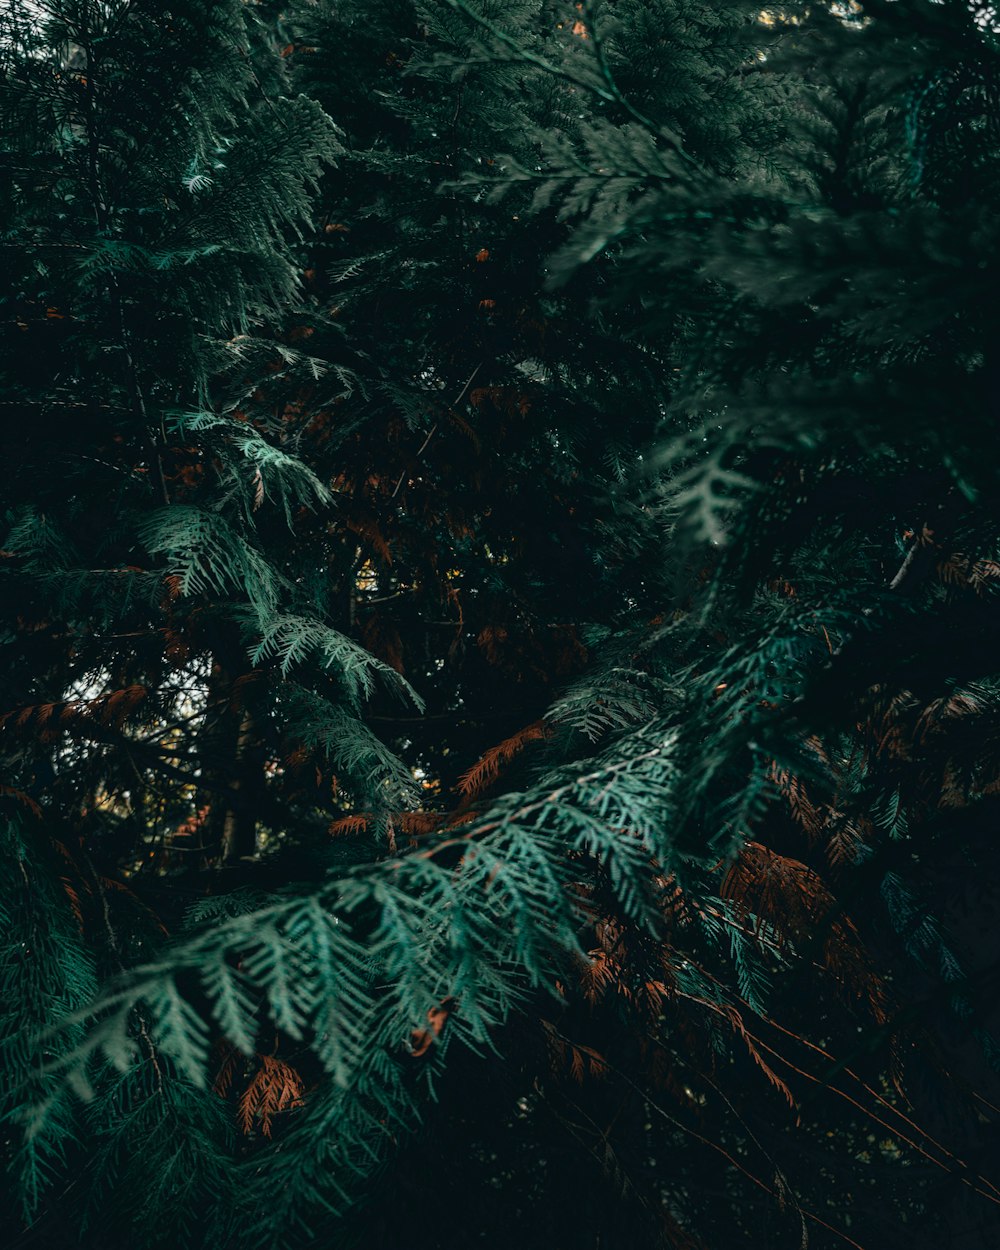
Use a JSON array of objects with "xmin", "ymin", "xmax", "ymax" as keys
[{"xmin": 391, "ymin": 362, "xmax": 484, "ymax": 498}]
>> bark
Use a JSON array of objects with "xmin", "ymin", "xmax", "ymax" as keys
[{"xmin": 200, "ymin": 635, "xmax": 263, "ymax": 863}]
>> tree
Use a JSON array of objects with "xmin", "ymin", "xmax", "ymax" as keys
[
  {"xmin": 0, "ymin": 2, "xmax": 350, "ymax": 1244},
  {"xmin": 4, "ymin": 2, "xmax": 1000, "ymax": 1249}
]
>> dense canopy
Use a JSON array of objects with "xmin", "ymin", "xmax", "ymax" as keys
[{"xmin": 3, "ymin": 2, "xmax": 1000, "ymax": 1248}]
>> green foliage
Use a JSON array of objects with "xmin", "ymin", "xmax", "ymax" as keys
[
  {"xmin": 0, "ymin": 819, "xmax": 97, "ymax": 1224},
  {"xmin": 169, "ymin": 411, "xmax": 332, "ymax": 521},
  {"xmin": 250, "ymin": 614, "xmax": 421, "ymax": 707},
  {"xmin": 6, "ymin": 3, "xmax": 1000, "ymax": 1249},
  {"xmin": 139, "ymin": 506, "xmax": 284, "ymax": 614}
]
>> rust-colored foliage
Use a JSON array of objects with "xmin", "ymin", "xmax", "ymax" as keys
[
  {"xmin": 456, "ymin": 719, "xmax": 552, "ymax": 798},
  {"xmin": 328, "ymin": 810, "xmax": 446, "ymax": 841},
  {"xmin": 170, "ymin": 804, "xmax": 210, "ymax": 842},
  {"xmin": 362, "ymin": 613, "xmax": 405, "ymax": 673},
  {"xmin": 1, "ymin": 685, "xmax": 148, "ymax": 737},
  {"xmin": 720, "ymin": 840, "xmax": 889, "ymax": 1022},
  {"xmin": 328, "ymin": 813, "xmax": 370, "ymax": 836},
  {"xmin": 541, "ymin": 1018, "xmax": 608, "ymax": 1083},
  {"xmin": 469, "ymin": 384, "xmax": 532, "ymax": 418},
  {"xmin": 62, "ymin": 880, "xmax": 85, "ymax": 930},
  {"xmin": 411, "ymin": 1000, "xmax": 454, "ymax": 1057},
  {"xmin": 936, "ymin": 552, "xmax": 1000, "ymax": 592},
  {"xmin": 721, "ymin": 843, "xmax": 832, "ymax": 944},
  {"xmin": 346, "ymin": 513, "xmax": 393, "ymax": 566},
  {"xmin": 0, "ymin": 784, "xmax": 41, "ymax": 818},
  {"xmin": 769, "ymin": 763, "xmax": 824, "ymax": 842},
  {"xmin": 237, "ymin": 1054, "xmax": 306, "ymax": 1138}
]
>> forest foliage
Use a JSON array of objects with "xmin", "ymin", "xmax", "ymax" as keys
[{"xmin": 4, "ymin": 2, "xmax": 1000, "ymax": 1248}]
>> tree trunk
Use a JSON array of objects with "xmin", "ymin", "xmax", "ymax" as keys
[{"xmin": 200, "ymin": 637, "xmax": 262, "ymax": 863}]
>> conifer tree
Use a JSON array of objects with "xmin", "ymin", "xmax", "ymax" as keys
[
  {"xmin": 5, "ymin": 3, "xmax": 1000, "ymax": 1250},
  {"xmin": 0, "ymin": 3, "xmax": 362, "ymax": 1243}
]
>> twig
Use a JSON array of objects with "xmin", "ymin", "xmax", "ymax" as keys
[
  {"xmin": 390, "ymin": 362, "xmax": 484, "ymax": 499},
  {"xmin": 83, "ymin": 856, "xmax": 165, "ymax": 1093}
]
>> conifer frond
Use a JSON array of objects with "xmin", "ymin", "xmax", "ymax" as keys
[
  {"xmin": 171, "ymin": 412, "xmax": 332, "ymax": 520},
  {"xmin": 0, "ymin": 817, "xmax": 98, "ymax": 1223},
  {"xmin": 456, "ymin": 719, "xmax": 551, "ymax": 796},
  {"xmin": 276, "ymin": 683, "xmax": 419, "ymax": 810},
  {"xmin": 139, "ymin": 507, "xmax": 283, "ymax": 616},
  {"xmin": 250, "ymin": 614, "xmax": 422, "ymax": 710},
  {"xmin": 237, "ymin": 1054, "xmax": 306, "ymax": 1138}
]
